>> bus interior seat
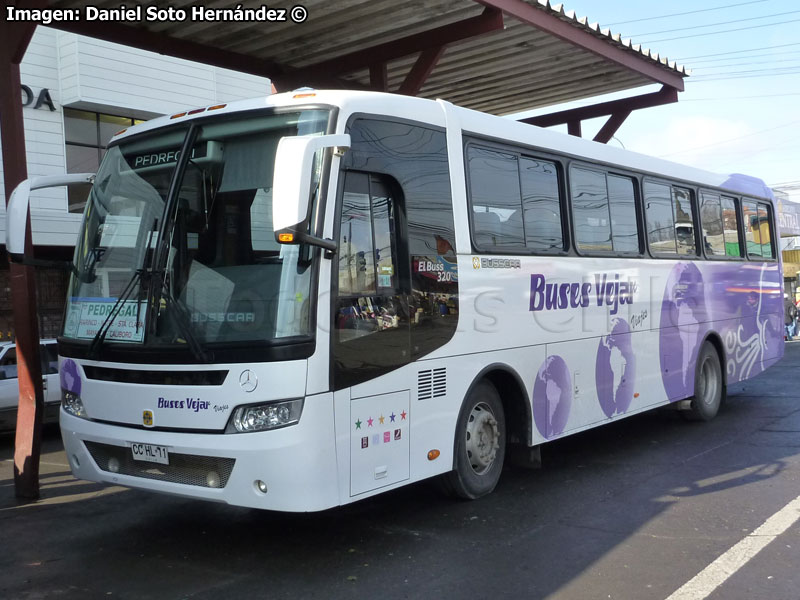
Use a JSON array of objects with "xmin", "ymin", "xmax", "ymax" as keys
[{"xmin": 473, "ymin": 210, "xmax": 503, "ymax": 248}]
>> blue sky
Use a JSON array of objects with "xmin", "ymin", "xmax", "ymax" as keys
[{"xmin": 514, "ymin": 0, "xmax": 800, "ymax": 200}]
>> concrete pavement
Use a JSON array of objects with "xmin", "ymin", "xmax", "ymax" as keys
[{"xmin": 2, "ymin": 343, "xmax": 800, "ymax": 599}]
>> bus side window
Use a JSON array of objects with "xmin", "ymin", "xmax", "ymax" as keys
[
  {"xmin": 721, "ymin": 197, "xmax": 742, "ymax": 257},
  {"xmin": 607, "ymin": 174, "xmax": 639, "ymax": 253},
  {"xmin": 467, "ymin": 146, "xmax": 524, "ymax": 250},
  {"xmin": 757, "ymin": 202, "xmax": 774, "ymax": 258},
  {"xmin": 520, "ymin": 157, "xmax": 563, "ymax": 251},
  {"xmin": 700, "ymin": 192, "xmax": 725, "ymax": 257},
  {"xmin": 570, "ymin": 167, "xmax": 612, "ymax": 252},
  {"xmin": 645, "ymin": 182, "xmax": 676, "ymax": 255},
  {"xmin": 743, "ymin": 200, "xmax": 763, "ymax": 258},
  {"xmin": 672, "ymin": 187, "xmax": 696, "ymax": 256}
]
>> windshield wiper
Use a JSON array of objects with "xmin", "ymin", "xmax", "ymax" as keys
[
  {"xmin": 153, "ymin": 276, "xmax": 213, "ymax": 362},
  {"xmin": 88, "ymin": 267, "xmax": 146, "ymax": 359},
  {"xmin": 86, "ymin": 266, "xmax": 211, "ymax": 362},
  {"xmin": 147, "ymin": 123, "xmax": 199, "ymax": 337}
]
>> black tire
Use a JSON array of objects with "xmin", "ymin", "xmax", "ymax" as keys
[
  {"xmin": 440, "ymin": 380, "xmax": 506, "ymax": 499},
  {"xmin": 686, "ymin": 342, "xmax": 724, "ymax": 422}
]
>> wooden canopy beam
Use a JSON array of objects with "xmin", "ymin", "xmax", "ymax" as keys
[{"xmin": 521, "ymin": 86, "xmax": 679, "ymax": 141}]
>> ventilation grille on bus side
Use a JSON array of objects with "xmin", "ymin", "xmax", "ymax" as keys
[
  {"xmin": 84, "ymin": 441, "xmax": 235, "ymax": 488},
  {"xmin": 418, "ymin": 367, "xmax": 447, "ymax": 400}
]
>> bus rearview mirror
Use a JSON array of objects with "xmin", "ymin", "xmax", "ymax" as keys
[
  {"xmin": 6, "ymin": 173, "xmax": 95, "ymax": 263},
  {"xmin": 272, "ymin": 133, "xmax": 349, "ymax": 252}
]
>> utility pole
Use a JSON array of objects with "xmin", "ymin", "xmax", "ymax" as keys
[{"xmin": 1, "ymin": 12, "xmax": 46, "ymax": 500}]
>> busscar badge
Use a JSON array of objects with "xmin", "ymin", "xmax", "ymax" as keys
[{"xmin": 143, "ymin": 410, "xmax": 154, "ymax": 427}]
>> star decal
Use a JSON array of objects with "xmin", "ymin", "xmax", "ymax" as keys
[
  {"xmin": 401, "ymin": 410, "xmax": 407, "ymax": 420},
  {"xmin": 355, "ymin": 418, "xmax": 362, "ymax": 429},
  {"xmin": 367, "ymin": 417, "xmax": 374, "ymax": 427},
  {"xmin": 379, "ymin": 415, "xmax": 385, "ymax": 425},
  {"xmin": 390, "ymin": 412, "xmax": 396, "ymax": 423}
]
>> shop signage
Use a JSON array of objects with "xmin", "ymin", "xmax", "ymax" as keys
[
  {"xmin": 21, "ymin": 86, "xmax": 56, "ymax": 111},
  {"xmin": 778, "ymin": 199, "xmax": 800, "ymax": 237}
]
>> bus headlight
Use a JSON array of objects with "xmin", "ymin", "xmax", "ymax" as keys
[
  {"xmin": 62, "ymin": 390, "xmax": 88, "ymax": 419},
  {"xmin": 229, "ymin": 399, "xmax": 303, "ymax": 433}
]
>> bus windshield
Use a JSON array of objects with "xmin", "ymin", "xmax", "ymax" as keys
[{"xmin": 62, "ymin": 108, "xmax": 330, "ymax": 350}]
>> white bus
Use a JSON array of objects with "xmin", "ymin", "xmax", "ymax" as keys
[{"xmin": 8, "ymin": 91, "xmax": 783, "ymax": 511}]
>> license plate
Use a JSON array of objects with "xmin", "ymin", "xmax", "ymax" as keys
[{"xmin": 130, "ymin": 442, "xmax": 169, "ymax": 465}]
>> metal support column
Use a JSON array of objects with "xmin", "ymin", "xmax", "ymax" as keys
[
  {"xmin": 369, "ymin": 63, "xmax": 388, "ymax": 92},
  {"xmin": 0, "ymin": 16, "xmax": 45, "ymax": 500}
]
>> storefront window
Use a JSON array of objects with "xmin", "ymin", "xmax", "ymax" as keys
[{"xmin": 64, "ymin": 108, "xmax": 145, "ymax": 213}]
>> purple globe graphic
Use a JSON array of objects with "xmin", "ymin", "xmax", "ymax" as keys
[
  {"xmin": 596, "ymin": 318, "xmax": 636, "ymax": 417},
  {"xmin": 659, "ymin": 262, "xmax": 707, "ymax": 401},
  {"xmin": 533, "ymin": 355, "xmax": 572, "ymax": 439},
  {"xmin": 60, "ymin": 359, "xmax": 81, "ymax": 395}
]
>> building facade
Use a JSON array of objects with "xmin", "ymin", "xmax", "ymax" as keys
[{"xmin": 0, "ymin": 28, "xmax": 271, "ymax": 339}]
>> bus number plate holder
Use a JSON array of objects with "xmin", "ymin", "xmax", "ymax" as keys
[{"xmin": 130, "ymin": 442, "xmax": 170, "ymax": 465}]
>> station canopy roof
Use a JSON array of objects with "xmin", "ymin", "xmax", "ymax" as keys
[{"xmin": 44, "ymin": 0, "xmax": 688, "ymax": 116}]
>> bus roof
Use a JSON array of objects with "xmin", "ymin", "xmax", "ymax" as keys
[{"xmin": 111, "ymin": 90, "xmax": 773, "ymax": 202}]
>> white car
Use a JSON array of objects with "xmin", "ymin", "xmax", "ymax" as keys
[{"xmin": 0, "ymin": 340, "xmax": 61, "ymax": 431}]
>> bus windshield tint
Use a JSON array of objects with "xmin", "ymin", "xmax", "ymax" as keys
[{"xmin": 63, "ymin": 109, "xmax": 330, "ymax": 347}]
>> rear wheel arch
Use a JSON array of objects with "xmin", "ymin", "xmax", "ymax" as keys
[
  {"xmin": 461, "ymin": 364, "xmax": 532, "ymax": 451},
  {"xmin": 702, "ymin": 331, "xmax": 728, "ymax": 389},
  {"xmin": 685, "ymin": 339, "xmax": 725, "ymax": 422},
  {"xmin": 439, "ymin": 364, "xmax": 530, "ymax": 499}
]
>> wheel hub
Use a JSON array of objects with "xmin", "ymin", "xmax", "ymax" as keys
[
  {"xmin": 700, "ymin": 358, "xmax": 718, "ymax": 406},
  {"xmin": 465, "ymin": 403, "xmax": 499, "ymax": 474}
]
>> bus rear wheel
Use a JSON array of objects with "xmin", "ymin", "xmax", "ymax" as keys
[
  {"xmin": 686, "ymin": 342, "xmax": 724, "ymax": 422},
  {"xmin": 441, "ymin": 380, "xmax": 506, "ymax": 499}
]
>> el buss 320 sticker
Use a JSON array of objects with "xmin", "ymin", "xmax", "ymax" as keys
[{"xmin": 415, "ymin": 256, "xmax": 458, "ymax": 282}]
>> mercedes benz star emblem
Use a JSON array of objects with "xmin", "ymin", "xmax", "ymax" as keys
[{"xmin": 239, "ymin": 369, "xmax": 258, "ymax": 393}]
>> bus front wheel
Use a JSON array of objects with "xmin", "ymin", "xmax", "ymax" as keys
[
  {"xmin": 441, "ymin": 380, "xmax": 506, "ymax": 499},
  {"xmin": 686, "ymin": 342, "xmax": 724, "ymax": 422}
]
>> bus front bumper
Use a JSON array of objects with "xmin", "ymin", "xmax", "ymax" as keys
[{"xmin": 59, "ymin": 395, "xmax": 340, "ymax": 512}]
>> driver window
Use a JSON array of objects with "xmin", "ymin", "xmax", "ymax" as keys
[
  {"xmin": 0, "ymin": 348, "xmax": 17, "ymax": 367},
  {"xmin": 334, "ymin": 172, "xmax": 409, "ymax": 388},
  {"xmin": 0, "ymin": 348, "xmax": 17, "ymax": 381},
  {"xmin": 338, "ymin": 173, "xmax": 376, "ymax": 296}
]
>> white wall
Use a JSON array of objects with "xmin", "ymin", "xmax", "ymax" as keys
[{"xmin": 58, "ymin": 33, "xmax": 270, "ymax": 117}]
